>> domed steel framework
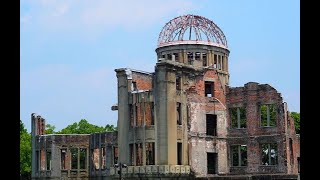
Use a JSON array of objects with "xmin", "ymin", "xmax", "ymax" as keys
[{"xmin": 157, "ymin": 14, "xmax": 228, "ymax": 48}]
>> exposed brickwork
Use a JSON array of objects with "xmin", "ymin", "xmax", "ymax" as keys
[
  {"xmin": 132, "ymin": 71, "xmax": 153, "ymax": 91},
  {"xmin": 226, "ymin": 82, "xmax": 299, "ymax": 175}
]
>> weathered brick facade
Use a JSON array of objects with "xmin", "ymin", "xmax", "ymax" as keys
[{"xmin": 31, "ymin": 14, "xmax": 299, "ymax": 180}]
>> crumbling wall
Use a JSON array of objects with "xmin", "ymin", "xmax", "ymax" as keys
[
  {"xmin": 90, "ymin": 132, "xmax": 118, "ymax": 177},
  {"xmin": 226, "ymin": 82, "xmax": 295, "ymax": 175},
  {"xmin": 131, "ymin": 71, "xmax": 153, "ymax": 91},
  {"xmin": 187, "ymin": 68, "xmax": 228, "ymax": 177},
  {"xmin": 34, "ymin": 134, "xmax": 91, "ymax": 179}
]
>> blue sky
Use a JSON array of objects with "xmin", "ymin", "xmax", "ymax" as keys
[{"xmin": 20, "ymin": 0, "xmax": 300, "ymax": 132}]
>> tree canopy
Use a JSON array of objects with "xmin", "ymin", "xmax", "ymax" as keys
[
  {"xmin": 55, "ymin": 119, "xmax": 116, "ymax": 134},
  {"xmin": 20, "ymin": 120, "xmax": 31, "ymax": 179},
  {"xmin": 290, "ymin": 112, "xmax": 300, "ymax": 134}
]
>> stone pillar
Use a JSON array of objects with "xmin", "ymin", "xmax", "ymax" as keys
[
  {"xmin": 154, "ymin": 64, "xmax": 177, "ymax": 165},
  {"xmin": 115, "ymin": 68, "xmax": 131, "ymax": 165},
  {"xmin": 31, "ymin": 113, "xmax": 37, "ymax": 178}
]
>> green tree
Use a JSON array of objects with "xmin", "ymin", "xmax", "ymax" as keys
[
  {"xmin": 20, "ymin": 120, "xmax": 31, "ymax": 179},
  {"xmin": 57, "ymin": 119, "xmax": 116, "ymax": 134},
  {"xmin": 45, "ymin": 124, "xmax": 56, "ymax": 134},
  {"xmin": 290, "ymin": 112, "xmax": 300, "ymax": 134}
]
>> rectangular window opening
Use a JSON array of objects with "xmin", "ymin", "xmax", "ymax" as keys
[
  {"xmin": 289, "ymin": 138, "xmax": 294, "ymax": 165},
  {"xmin": 136, "ymin": 143, "xmax": 143, "ymax": 166},
  {"xmin": 205, "ymin": 81, "xmax": 214, "ymax": 97},
  {"xmin": 130, "ymin": 104, "xmax": 134, "ymax": 127},
  {"xmin": 195, "ymin": 52, "xmax": 201, "ymax": 60},
  {"xmin": 113, "ymin": 147, "xmax": 118, "ymax": 165},
  {"xmin": 173, "ymin": 53, "xmax": 179, "ymax": 62},
  {"xmin": 146, "ymin": 142, "xmax": 155, "ymax": 165},
  {"xmin": 136, "ymin": 104, "xmax": 142, "ymax": 127},
  {"xmin": 230, "ymin": 107, "xmax": 246, "ymax": 129},
  {"xmin": 61, "ymin": 149, "xmax": 67, "ymax": 170},
  {"xmin": 129, "ymin": 144, "xmax": 134, "ymax": 165},
  {"xmin": 46, "ymin": 151, "xmax": 51, "ymax": 170},
  {"xmin": 101, "ymin": 147, "xmax": 106, "ymax": 169},
  {"xmin": 177, "ymin": 142, "xmax": 182, "ymax": 165},
  {"xmin": 187, "ymin": 52, "xmax": 193, "ymax": 65},
  {"xmin": 177, "ymin": 102, "xmax": 182, "ymax": 125},
  {"xmin": 231, "ymin": 145, "xmax": 247, "ymax": 166},
  {"xmin": 207, "ymin": 153, "xmax": 217, "ymax": 174},
  {"xmin": 70, "ymin": 148, "xmax": 78, "ymax": 170},
  {"xmin": 214, "ymin": 54, "xmax": 217, "ymax": 68},
  {"xmin": 176, "ymin": 76, "xmax": 181, "ymax": 90},
  {"xmin": 202, "ymin": 53, "xmax": 207, "ymax": 66},
  {"xmin": 206, "ymin": 114, "xmax": 217, "ymax": 136},
  {"xmin": 167, "ymin": 53, "xmax": 172, "ymax": 60},
  {"xmin": 260, "ymin": 104, "xmax": 277, "ymax": 127},
  {"xmin": 261, "ymin": 143, "xmax": 278, "ymax": 165},
  {"xmin": 151, "ymin": 102, "xmax": 155, "ymax": 125},
  {"xmin": 80, "ymin": 148, "xmax": 87, "ymax": 169}
]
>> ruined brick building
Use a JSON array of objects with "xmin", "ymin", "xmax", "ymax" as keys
[{"xmin": 31, "ymin": 14, "xmax": 300, "ymax": 180}]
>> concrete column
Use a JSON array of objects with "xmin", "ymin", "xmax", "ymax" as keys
[
  {"xmin": 155, "ymin": 65, "xmax": 178, "ymax": 165},
  {"xmin": 115, "ymin": 69, "xmax": 131, "ymax": 165},
  {"xmin": 183, "ymin": 50, "xmax": 188, "ymax": 64},
  {"xmin": 209, "ymin": 50, "xmax": 213, "ymax": 66},
  {"xmin": 50, "ymin": 137, "xmax": 61, "ymax": 178},
  {"xmin": 31, "ymin": 114, "xmax": 37, "ymax": 178},
  {"xmin": 167, "ymin": 71, "xmax": 177, "ymax": 165},
  {"xmin": 178, "ymin": 51, "xmax": 183, "ymax": 63}
]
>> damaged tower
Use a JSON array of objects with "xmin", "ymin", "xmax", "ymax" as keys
[{"xmin": 31, "ymin": 14, "xmax": 300, "ymax": 179}]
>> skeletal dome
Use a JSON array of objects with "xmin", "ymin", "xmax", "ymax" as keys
[{"xmin": 157, "ymin": 14, "xmax": 228, "ymax": 49}]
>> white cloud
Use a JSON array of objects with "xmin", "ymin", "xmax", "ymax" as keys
[{"xmin": 21, "ymin": 0, "xmax": 195, "ymax": 33}]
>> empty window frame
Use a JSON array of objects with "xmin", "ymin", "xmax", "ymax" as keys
[
  {"xmin": 206, "ymin": 114, "xmax": 217, "ymax": 136},
  {"xmin": 146, "ymin": 142, "xmax": 155, "ymax": 165},
  {"xmin": 136, "ymin": 143, "xmax": 143, "ymax": 166},
  {"xmin": 214, "ymin": 54, "xmax": 217, "ymax": 68},
  {"xmin": 195, "ymin": 52, "xmax": 201, "ymax": 60},
  {"xmin": 173, "ymin": 53, "xmax": 179, "ymax": 62},
  {"xmin": 167, "ymin": 53, "xmax": 172, "ymax": 60},
  {"xmin": 187, "ymin": 52, "xmax": 194, "ymax": 64},
  {"xmin": 207, "ymin": 153, "xmax": 217, "ymax": 174},
  {"xmin": 151, "ymin": 102, "xmax": 155, "ymax": 125},
  {"xmin": 231, "ymin": 145, "xmax": 247, "ymax": 166},
  {"xmin": 70, "ymin": 148, "xmax": 78, "ymax": 169},
  {"xmin": 289, "ymin": 138, "xmax": 294, "ymax": 165},
  {"xmin": 261, "ymin": 143, "xmax": 278, "ymax": 165},
  {"xmin": 202, "ymin": 53, "xmax": 207, "ymax": 66},
  {"xmin": 93, "ymin": 148, "xmax": 100, "ymax": 170},
  {"xmin": 176, "ymin": 76, "xmax": 181, "ymax": 90},
  {"xmin": 130, "ymin": 104, "xmax": 134, "ymax": 127},
  {"xmin": 230, "ymin": 107, "xmax": 246, "ymax": 128},
  {"xmin": 46, "ymin": 151, "xmax": 52, "ymax": 170},
  {"xmin": 205, "ymin": 81, "xmax": 214, "ymax": 97},
  {"xmin": 177, "ymin": 142, "xmax": 182, "ymax": 165},
  {"xmin": 132, "ymin": 81, "xmax": 137, "ymax": 91},
  {"xmin": 79, "ymin": 148, "xmax": 87, "ymax": 169},
  {"xmin": 177, "ymin": 102, "xmax": 182, "ymax": 125},
  {"xmin": 260, "ymin": 104, "xmax": 277, "ymax": 127},
  {"xmin": 136, "ymin": 104, "xmax": 142, "ymax": 127},
  {"xmin": 61, "ymin": 149, "xmax": 67, "ymax": 170},
  {"xmin": 36, "ymin": 150, "xmax": 40, "ymax": 171},
  {"xmin": 145, "ymin": 102, "xmax": 153, "ymax": 126},
  {"xmin": 101, "ymin": 147, "xmax": 106, "ymax": 169},
  {"xmin": 129, "ymin": 144, "xmax": 134, "ymax": 165},
  {"xmin": 113, "ymin": 147, "xmax": 118, "ymax": 165},
  {"xmin": 297, "ymin": 157, "xmax": 300, "ymax": 173}
]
